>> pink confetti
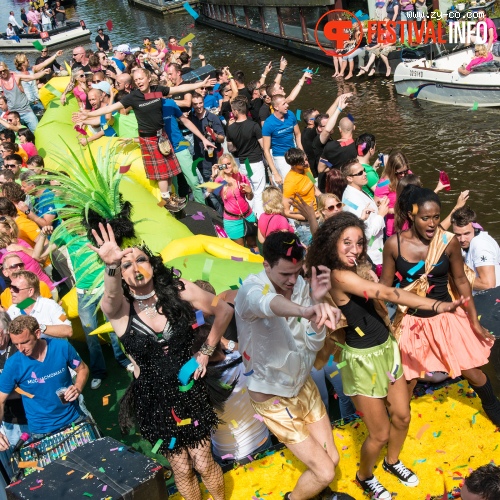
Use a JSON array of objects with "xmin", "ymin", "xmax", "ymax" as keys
[
  {"xmin": 102, "ymin": 485, "xmax": 108, "ymax": 492},
  {"xmin": 221, "ymin": 454, "xmax": 234, "ymax": 460},
  {"xmin": 194, "ymin": 420, "xmax": 199, "ymax": 427},
  {"xmin": 246, "ymin": 455, "xmax": 254, "ymax": 461},
  {"xmin": 253, "ymin": 414, "xmax": 264, "ymax": 422},
  {"xmin": 52, "ymin": 277, "xmax": 68, "ymax": 287},
  {"xmin": 386, "ymin": 371, "xmax": 396, "ymax": 383},
  {"xmin": 273, "ymin": 400, "xmax": 280, "ymax": 405},
  {"xmin": 72, "ymin": 359, "xmax": 80, "ymax": 367}
]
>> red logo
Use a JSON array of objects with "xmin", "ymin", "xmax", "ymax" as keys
[{"xmin": 315, "ymin": 9, "xmax": 363, "ymax": 58}]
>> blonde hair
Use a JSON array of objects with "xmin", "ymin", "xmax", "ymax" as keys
[
  {"xmin": 14, "ymin": 53, "xmax": 28, "ymax": 71},
  {"xmin": 0, "ymin": 233, "xmax": 16, "ymax": 248},
  {"xmin": 262, "ymin": 186, "xmax": 285, "ymax": 215},
  {"xmin": 0, "ymin": 217, "xmax": 18, "ymax": 239},
  {"xmin": 154, "ymin": 38, "xmax": 166, "ymax": 50},
  {"xmin": 474, "ymin": 44, "xmax": 488, "ymax": 58},
  {"xmin": 317, "ymin": 193, "xmax": 342, "ymax": 223},
  {"xmin": 219, "ymin": 153, "xmax": 239, "ymax": 176}
]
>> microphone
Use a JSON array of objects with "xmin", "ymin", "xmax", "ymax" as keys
[{"xmin": 11, "ymin": 432, "xmax": 30, "ymax": 456}]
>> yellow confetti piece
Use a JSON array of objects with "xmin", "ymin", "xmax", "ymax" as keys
[
  {"xmin": 137, "ymin": 265, "xmax": 151, "ymax": 279},
  {"xmin": 262, "ymin": 284, "xmax": 270, "ymax": 295},
  {"xmin": 371, "ymin": 373, "xmax": 377, "ymax": 385},
  {"xmin": 15, "ymin": 387, "xmax": 34, "ymax": 398},
  {"xmin": 211, "ymin": 295, "xmax": 220, "ymax": 307},
  {"xmin": 478, "ymin": 315, "xmax": 481, "ymax": 320},
  {"xmin": 231, "ymin": 419, "xmax": 239, "ymax": 428},
  {"xmin": 81, "ymin": 472, "xmax": 90, "ymax": 480},
  {"xmin": 355, "ymin": 326, "xmax": 365, "ymax": 337},
  {"xmin": 177, "ymin": 418, "xmax": 192, "ymax": 426},
  {"xmin": 412, "ymin": 203, "xmax": 418, "ymax": 215},
  {"xmin": 329, "ymin": 370, "xmax": 339, "ymax": 379},
  {"xmin": 66, "ymin": 470, "xmax": 75, "ymax": 475},
  {"xmin": 102, "ymin": 396, "xmax": 109, "ymax": 406}
]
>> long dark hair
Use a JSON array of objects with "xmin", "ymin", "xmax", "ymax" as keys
[
  {"xmin": 397, "ymin": 185, "xmax": 441, "ymax": 229},
  {"xmin": 122, "ymin": 245, "xmax": 194, "ymax": 329},
  {"xmin": 307, "ymin": 212, "xmax": 367, "ymax": 272}
]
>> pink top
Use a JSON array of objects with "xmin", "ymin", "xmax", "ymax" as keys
[
  {"xmin": 258, "ymin": 213, "xmax": 294, "ymax": 238},
  {"xmin": 216, "ymin": 173, "xmax": 252, "ymax": 221},
  {"xmin": 374, "ymin": 177, "xmax": 397, "ymax": 237},
  {"xmin": 466, "ymin": 52, "xmax": 493, "ymax": 71},
  {"xmin": 1, "ymin": 239, "xmax": 54, "ymax": 290},
  {"xmin": 483, "ymin": 18, "xmax": 498, "ymax": 43},
  {"xmin": 72, "ymin": 86, "xmax": 88, "ymax": 107},
  {"xmin": 20, "ymin": 142, "xmax": 38, "ymax": 158}
]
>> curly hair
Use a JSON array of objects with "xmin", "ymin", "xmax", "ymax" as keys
[
  {"xmin": 2, "ymin": 182, "xmax": 25, "ymax": 204},
  {"xmin": 396, "ymin": 185, "xmax": 441, "ymax": 229},
  {"xmin": 10, "ymin": 315, "xmax": 39, "ymax": 336},
  {"xmin": 394, "ymin": 174, "xmax": 422, "ymax": 231},
  {"xmin": 121, "ymin": 245, "xmax": 195, "ymax": 330},
  {"xmin": 306, "ymin": 211, "xmax": 367, "ymax": 272}
]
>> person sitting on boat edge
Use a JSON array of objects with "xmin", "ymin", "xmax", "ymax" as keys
[
  {"xmin": 5, "ymin": 24, "xmax": 20, "ymax": 44},
  {"xmin": 458, "ymin": 44, "xmax": 493, "ymax": 76},
  {"xmin": 471, "ymin": 9, "xmax": 499, "ymax": 55}
]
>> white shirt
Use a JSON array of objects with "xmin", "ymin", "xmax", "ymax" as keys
[
  {"xmin": 462, "ymin": 231, "xmax": 500, "ymax": 293},
  {"xmin": 8, "ymin": 15, "xmax": 21, "ymax": 29},
  {"xmin": 8, "ymin": 296, "xmax": 71, "ymax": 338},
  {"xmin": 235, "ymin": 270, "xmax": 326, "ymax": 398},
  {"xmin": 342, "ymin": 184, "xmax": 385, "ymax": 265},
  {"xmin": 211, "ymin": 352, "xmax": 269, "ymax": 460}
]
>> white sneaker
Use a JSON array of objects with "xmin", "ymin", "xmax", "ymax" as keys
[
  {"xmin": 90, "ymin": 378, "xmax": 102, "ymax": 390},
  {"xmin": 126, "ymin": 363, "xmax": 135, "ymax": 373}
]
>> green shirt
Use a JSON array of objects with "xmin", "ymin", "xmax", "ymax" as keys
[{"xmin": 361, "ymin": 163, "xmax": 379, "ymax": 198}]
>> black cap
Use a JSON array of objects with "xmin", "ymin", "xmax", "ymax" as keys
[{"xmin": 98, "ymin": 26, "xmax": 103, "ymax": 31}]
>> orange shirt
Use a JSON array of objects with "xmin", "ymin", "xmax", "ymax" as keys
[
  {"xmin": 15, "ymin": 214, "xmax": 40, "ymax": 247},
  {"xmin": 283, "ymin": 168, "xmax": 317, "ymax": 211}
]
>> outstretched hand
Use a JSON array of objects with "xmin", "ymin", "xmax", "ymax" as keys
[
  {"xmin": 87, "ymin": 222, "xmax": 132, "ymax": 266},
  {"xmin": 302, "ymin": 302, "xmax": 341, "ymax": 331},
  {"xmin": 310, "ymin": 265, "xmax": 333, "ymax": 302}
]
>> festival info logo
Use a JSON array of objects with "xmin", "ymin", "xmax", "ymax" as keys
[{"xmin": 315, "ymin": 9, "xmax": 488, "ymax": 57}]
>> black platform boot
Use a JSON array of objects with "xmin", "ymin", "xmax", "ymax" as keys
[{"xmin": 469, "ymin": 376, "xmax": 500, "ymax": 427}]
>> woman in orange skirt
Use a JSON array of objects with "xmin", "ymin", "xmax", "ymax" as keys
[{"xmin": 381, "ymin": 185, "xmax": 500, "ymax": 427}]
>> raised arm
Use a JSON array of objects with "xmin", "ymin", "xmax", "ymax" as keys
[
  {"xmin": 33, "ymin": 50, "xmax": 63, "ymax": 73},
  {"xmin": 169, "ymin": 76, "xmax": 217, "ymax": 96},
  {"xmin": 72, "ymin": 101, "xmax": 124, "ymax": 121}
]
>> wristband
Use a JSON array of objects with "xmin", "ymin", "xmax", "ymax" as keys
[
  {"xmin": 105, "ymin": 264, "xmax": 120, "ymax": 276},
  {"xmin": 261, "ymin": 73, "xmax": 266, "ymax": 78},
  {"xmin": 199, "ymin": 342, "xmax": 216, "ymax": 356},
  {"xmin": 278, "ymin": 69, "xmax": 284, "ymax": 74},
  {"xmin": 337, "ymin": 106, "xmax": 343, "ymax": 112}
]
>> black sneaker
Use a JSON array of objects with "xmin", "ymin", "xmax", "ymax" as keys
[
  {"xmin": 355, "ymin": 473, "xmax": 391, "ymax": 500},
  {"xmin": 382, "ymin": 458, "xmax": 419, "ymax": 487}
]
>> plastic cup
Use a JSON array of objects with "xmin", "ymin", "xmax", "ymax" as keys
[
  {"xmin": 56, "ymin": 387, "xmax": 69, "ymax": 404},
  {"xmin": 207, "ymin": 147, "xmax": 214, "ymax": 158}
]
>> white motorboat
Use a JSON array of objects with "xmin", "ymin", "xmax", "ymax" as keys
[
  {"xmin": 394, "ymin": 47, "xmax": 500, "ymax": 107},
  {"xmin": 0, "ymin": 22, "xmax": 91, "ymax": 52}
]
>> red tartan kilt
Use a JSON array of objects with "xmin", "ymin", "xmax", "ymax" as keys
[{"xmin": 138, "ymin": 131, "xmax": 181, "ymax": 180}]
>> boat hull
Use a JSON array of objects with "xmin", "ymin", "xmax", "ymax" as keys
[
  {"xmin": 394, "ymin": 50, "xmax": 500, "ymax": 107},
  {"xmin": 0, "ymin": 25, "xmax": 91, "ymax": 52}
]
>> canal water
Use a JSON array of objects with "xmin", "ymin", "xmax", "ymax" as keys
[{"xmin": 1, "ymin": 0, "xmax": 500, "ymax": 239}]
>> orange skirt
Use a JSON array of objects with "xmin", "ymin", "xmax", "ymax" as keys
[{"xmin": 399, "ymin": 308, "xmax": 493, "ymax": 380}]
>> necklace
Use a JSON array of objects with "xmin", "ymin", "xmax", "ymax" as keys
[{"xmin": 131, "ymin": 290, "xmax": 157, "ymax": 318}]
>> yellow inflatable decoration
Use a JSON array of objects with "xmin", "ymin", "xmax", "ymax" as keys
[{"xmin": 37, "ymin": 77, "xmax": 264, "ymax": 341}]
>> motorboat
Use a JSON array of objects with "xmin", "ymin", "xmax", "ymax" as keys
[
  {"xmin": 0, "ymin": 21, "xmax": 91, "ymax": 52},
  {"xmin": 394, "ymin": 46, "xmax": 500, "ymax": 107}
]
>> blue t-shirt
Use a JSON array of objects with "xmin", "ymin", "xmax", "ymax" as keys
[
  {"xmin": 162, "ymin": 99, "xmax": 188, "ymax": 154},
  {"xmin": 35, "ymin": 189, "xmax": 60, "ymax": 228},
  {"xmin": 0, "ymin": 338, "xmax": 83, "ymax": 434},
  {"xmin": 262, "ymin": 111, "xmax": 298, "ymax": 157},
  {"xmin": 100, "ymin": 113, "xmax": 117, "ymax": 137},
  {"xmin": 204, "ymin": 92, "xmax": 221, "ymax": 110}
]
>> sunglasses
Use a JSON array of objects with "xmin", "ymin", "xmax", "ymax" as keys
[
  {"xmin": 0, "ymin": 217, "xmax": 6, "ymax": 222},
  {"xmin": 324, "ymin": 203, "xmax": 343, "ymax": 212},
  {"xmin": 4, "ymin": 164, "xmax": 19, "ymax": 169},
  {"xmin": 350, "ymin": 169, "xmax": 365, "ymax": 177},
  {"xmin": 396, "ymin": 168, "xmax": 409, "ymax": 176},
  {"xmin": 77, "ymin": 74, "xmax": 86, "ymax": 78},
  {"xmin": 7, "ymin": 119, "xmax": 15, "ymax": 123},
  {"xmin": 10, "ymin": 285, "xmax": 31, "ymax": 293},
  {"xmin": 92, "ymin": 79, "xmax": 102, "ymax": 83},
  {"xmin": 73, "ymin": 53, "xmax": 84, "ymax": 56},
  {"xmin": 6, "ymin": 262, "xmax": 24, "ymax": 271},
  {"xmin": 41, "ymin": 50, "xmax": 48, "ymax": 53}
]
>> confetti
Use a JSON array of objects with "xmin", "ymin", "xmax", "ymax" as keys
[
  {"xmin": 231, "ymin": 256, "xmax": 243, "ymax": 261},
  {"xmin": 102, "ymin": 485, "xmax": 108, "ymax": 492},
  {"xmin": 273, "ymin": 400, "xmax": 280, "ymax": 404},
  {"xmin": 178, "ymin": 357, "xmax": 199, "ymax": 385},
  {"xmin": 285, "ymin": 407, "xmax": 293, "ymax": 419},
  {"xmin": 368, "ymin": 235, "xmax": 375, "ymax": 247},
  {"xmin": 59, "ymin": 314, "xmax": 68, "ymax": 322},
  {"xmin": 221, "ymin": 453, "xmax": 234, "ymax": 460},
  {"xmin": 377, "ymin": 179, "xmax": 390, "ymax": 187},
  {"xmin": 355, "ymin": 326, "xmax": 365, "ymax": 337},
  {"xmin": 433, "ymin": 431, "xmax": 442, "ymax": 438},
  {"xmin": 416, "ymin": 423, "xmax": 431, "ymax": 439},
  {"xmin": 387, "ymin": 371, "xmax": 396, "ymax": 383},
  {"xmin": 329, "ymin": 370, "xmax": 339, "ymax": 378},
  {"xmin": 211, "ymin": 295, "xmax": 220, "ymax": 307},
  {"xmin": 244, "ymin": 158, "xmax": 254, "ymax": 178},
  {"xmin": 177, "ymin": 418, "xmax": 192, "ymax": 426},
  {"xmin": 371, "ymin": 373, "xmax": 377, "ymax": 385},
  {"xmin": 296, "ymin": 109, "xmax": 301, "ymax": 121},
  {"xmin": 243, "ymin": 351, "xmax": 250, "ymax": 360},
  {"xmin": 443, "ymin": 233, "xmax": 448, "ymax": 244},
  {"xmin": 328, "ymin": 355, "xmax": 333, "ymax": 366},
  {"xmin": 102, "ymin": 396, "xmax": 109, "ymax": 406},
  {"xmin": 17, "ymin": 298, "xmax": 36, "ymax": 310},
  {"xmin": 194, "ymin": 420, "xmax": 199, "ymax": 426},
  {"xmin": 83, "ymin": 493, "xmax": 93, "ymax": 498},
  {"xmin": 18, "ymin": 461, "xmax": 38, "ymax": 468},
  {"xmin": 337, "ymin": 361, "xmax": 347, "ymax": 369},
  {"xmin": 179, "ymin": 33, "xmax": 196, "ymax": 45},
  {"xmin": 151, "ymin": 439, "xmax": 163, "ymax": 454},
  {"xmin": 427, "ymin": 285, "xmax": 436, "ymax": 294},
  {"xmin": 363, "ymin": 291, "xmax": 369, "ymax": 302},
  {"xmin": 262, "ymin": 284, "xmax": 270, "ymax": 295},
  {"xmin": 66, "ymin": 470, "xmax": 74, "ymax": 475},
  {"xmin": 412, "ymin": 203, "xmax": 418, "ymax": 215},
  {"xmin": 171, "ymin": 408, "xmax": 182, "ymax": 423},
  {"xmin": 194, "ymin": 310, "xmax": 205, "ymax": 327},
  {"xmin": 343, "ymin": 199, "xmax": 358, "ymax": 211},
  {"xmin": 395, "ymin": 271, "xmax": 403, "ymax": 282},
  {"xmin": 15, "ymin": 387, "xmax": 34, "ymax": 398},
  {"xmin": 244, "ymin": 369, "xmax": 254, "ymax": 376},
  {"xmin": 307, "ymin": 331, "xmax": 316, "ymax": 336},
  {"xmin": 253, "ymin": 414, "xmax": 264, "ymax": 422},
  {"xmin": 231, "ymin": 419, "xmax": 239, "ymax": 428},
  {"xmin": 179, "ymin": 379, "xmax": 194, "ymax": 392},
  {"xmin": 168, "ymin": 437, "xmax": 176, "ymax": 449},
  {"xmin": 408, "ymin": 260, "xmax": 425, "ymax": 276}
]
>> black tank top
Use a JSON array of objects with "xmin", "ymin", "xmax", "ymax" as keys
[
  {"xmin": 338, "ymin": 294, "xmax": 389, "ymax": 349},
  {"xmin": 395, "ymin": 233, "xmax": 452, "ymax": 317}
]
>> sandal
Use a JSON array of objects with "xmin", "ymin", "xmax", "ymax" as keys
[
  {"xmin": 368, "ymin": 68, "xmax": 376, "ymax": 77},
  {"xmin": 356, "ymin": 67, "xmax": 368, "ymax": 77}
]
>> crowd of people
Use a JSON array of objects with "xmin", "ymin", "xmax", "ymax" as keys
[{"xmin": 0, "ymin": 17, "xmax": 498, "ymax": 500}]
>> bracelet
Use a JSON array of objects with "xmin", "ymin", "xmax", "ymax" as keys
[
  {"xmin": 337, "ymin": 106, "xmax": 343, "ymax": 112},
  {"xmin": 261, "ymin": 73, "xmax": 266, "ymax": 78},
  {"xmin": 431, "ymin": 300, "xmax": 442, "ymax": 312},
  {"xmin": 199, "ymin": 342, "xmax": 216, "ymax": 356},
  {"xmin": 105, "ymin": 264, "xmax": 120, "ymax": 276},
  {"xmin": 278, "ymin": 69, "xmax": 284, "ymax": 74}
]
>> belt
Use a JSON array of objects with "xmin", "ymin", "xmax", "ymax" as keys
[
  {"xmin": 138, "ymin": 129, "xmax": 162, "ymax": 138},
  {"xmin": 224, "ymin": 208, "xmax": 251, "ymax": 218}
]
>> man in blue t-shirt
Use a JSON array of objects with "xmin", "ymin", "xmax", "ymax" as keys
[
  {"xmin": 262, "ymin": 95, "xmax": 302, "ymax": 187},
  {"xmin": 0, "ymin": 316, "xmax": 89, "ymax": 443}
]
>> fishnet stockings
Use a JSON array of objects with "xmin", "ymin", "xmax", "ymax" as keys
[{"xmin": 167, "ymin": 441, "xmax": 225, "ymax": 500}]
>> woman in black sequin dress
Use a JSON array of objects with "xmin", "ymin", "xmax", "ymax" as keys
[{"xmin": 89, "ymin": 223, "xmax": 234, "ymax": 500}]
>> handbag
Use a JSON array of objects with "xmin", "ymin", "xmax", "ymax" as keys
[
  {"xmin": 157, "ymin": 130, "xmax": 172, "ymax": 157},
  {"xmin": 391, "ymin": 226, "xmax": 475, "ymax": 341},
  {"xmin": 243, "ymin": 217, "xmax": 258, "ymax": 237}
]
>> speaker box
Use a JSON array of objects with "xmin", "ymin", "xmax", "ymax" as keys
[
  {"xmin": 6, "ymin": 437, "xmax": 167, "ymax": 500},
  {"xmin": 174, "ymin": 201, "xmax": 224, "ymax": 237},
  {"xmin": 181, "ymin": 64, "xmax": 216, "ymax": 84}
]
